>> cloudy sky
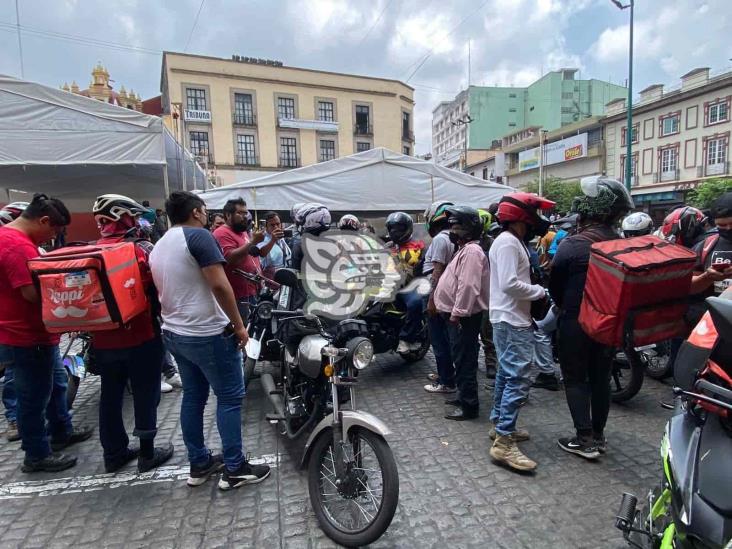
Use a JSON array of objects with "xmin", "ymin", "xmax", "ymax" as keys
[{"xmin": 0, "ymin": 0, "xmax": 729, "ymax": 155}]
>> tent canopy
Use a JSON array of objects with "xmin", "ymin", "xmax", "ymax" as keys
[
  {"xmin": 199, "ymin": 148, "xmax": 512, "ymax": 212},
  {"xmin": 0, "ymin": 74, "xmax": 205, "ymax": 209}
]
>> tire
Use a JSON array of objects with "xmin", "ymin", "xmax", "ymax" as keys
[
  {"xmin": 308, "ymin": 428, "xmax": 399, "ymax": 548},
  {"xmin": 66, "ymin": 374, "xmax": 80, "ymax": 410},
  {"xmin": 644, "ymin": 341, "xmax": 673, "ymax": 380},
  {"xmin": 611, "ymin": 347, "xmax": 645, "ymax": 403},
  {"xmin": 400, "ymin": 322, "xmax": 430, "ymax": 364}
]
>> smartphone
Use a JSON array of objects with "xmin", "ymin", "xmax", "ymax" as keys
[
  {"xmin": 712, "ymin": 262, "xmax": 729, "ymax": 272},
  {"xmin": 258, "ymin": 219, "xmax": 266, "ymax": 231},
  {"xmin": 284, "ymin": 228, "xmax": 293, "ymax": 239}
]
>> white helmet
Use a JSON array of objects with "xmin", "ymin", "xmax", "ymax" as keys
[
  {"xmin": 622, "ymin": 212, "xmax": 654, "ymax": 237},
  {"xmin": 93, "ymin": 194, "xmax": 146, "ymax": 222},
  {"xmin": 337, "ymin": 214, "xmax": 360, "ymax": 231},
  {"xmin": 0, "ymin": 201, "xmax": 29, "ymax": 225},
  {"xmin": 295, "ymin": 203, "xmax": 331, "ymax": 235}
]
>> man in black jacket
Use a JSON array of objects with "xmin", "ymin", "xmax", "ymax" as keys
[{"xmin": 548, "ymin": 177, "xmax": 633, "ymax": 460}]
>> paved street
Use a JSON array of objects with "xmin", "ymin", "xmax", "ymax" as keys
[{"xmin": 0, "ymin": 350, "xmax": 671, "ymax": 549}]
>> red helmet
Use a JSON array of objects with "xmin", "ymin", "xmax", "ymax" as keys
[
  {"xmin": 497, "ymin": 192, "xmax": 556, "ymax": 225},
  {"xmin": 661, "ymin": 206, "xmax": 704, "ymax": 247},
  {"xmin": 0, "ymin": 202, "xmax": 29, "ymax": 225}
]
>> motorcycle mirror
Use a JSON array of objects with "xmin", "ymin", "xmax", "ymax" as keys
[
  {"xmin": 274, "ymin": 268, "xmax": 299, "ymax": 288},
  {"xmin": 707, "ymin": 295, "xmax": 732, "ymax": 348}
]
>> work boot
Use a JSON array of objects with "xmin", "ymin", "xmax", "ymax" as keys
[
  {"xmin": 21, "ymin": 453, "xmax": 77, "ymax": 473},
  {"xmin": 51, "ymin": 426, "xmax": 94, "ymax": 452},
  {"xmin": 137, "ymin": 443, "xmax": 174, "ymax": 473},
  {"xmin": 5, "ymin": 420, "xmax": 20, "ymax": 442},
  {"xmin": 490, "ymin": 435, "xmax": 537, "ymax": 472},
  {"xmin": 489, "ymin": 426, "xmax": 530, "ymax": 442},
  {"xmin": 532, "ymin": 373, "xmax": 560, "ymax": 391},
  {"xmin": 104, "ymin": 446, "xmax": 140, "ymax": 474}
]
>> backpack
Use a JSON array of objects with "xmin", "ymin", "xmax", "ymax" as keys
[{"xmin": 28, "ymin": 242, "xmax": 149, "ymax": 333}]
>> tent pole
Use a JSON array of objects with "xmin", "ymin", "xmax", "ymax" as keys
[
  {"xmin": 253, "ymin": 187, "xmax": 257, "ymax": 225},
  {"xmin": 163, "ymin": 164, "xmax": 170, "ymax": 199},
  {"xmin": 430, "ymin": 175, "xmax": 435, "ymax": 203}
]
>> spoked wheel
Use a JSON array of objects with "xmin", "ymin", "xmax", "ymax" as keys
[
  {"xmin": 611, "ymin": 347, "xmax": 645, "ymax": 403},
  {"xmin": 399, "ymin": 322, "xmax": 430, "ymax": 363},
  {"xmin": 644, "ymin": 341, "xmax": 673, "ymax": 380},
  {"xmin": 308, "ymin": 429, "xmax": 399, "ymax": 548}
]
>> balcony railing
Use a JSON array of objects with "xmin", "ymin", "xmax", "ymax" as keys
[
  {"xmin": 232, "ymin": 112, "xmax": 257, "ymax": 126},
  {"xmin": 354, "ymin": 123, "xmax": 373, "ymax": 136},
  {"xmin": 235, "ymin": 155, "xmax": 259, "ymax": 167},
  {"xmin": 654, "ymin": 169, "xmax": 679, "ymax": 183},
  {"xmin": 279, "ymin": 156, "xmax": 301, "ymax": 169},
  {"xmin": 698, "ymin": 161, "xmax": 730, "ymax": 177},
  {"xmin": 402, "ymin": 129, "xmax": 415, "ymax": 142}
]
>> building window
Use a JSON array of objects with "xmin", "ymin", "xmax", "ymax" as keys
[
  {"xmin": 508, "ymin": 93, "xmax": 517, "ymax": 98},
  {"xmin": 508, "ymin": 108, "xmax": 517, "ymax": 113},
  {"xmin": 320, "ymin": 139, "xmax": 336, "ymax": 162},
  {"xmin": 482, "ymin": 167, "xmax": 488, "ymax": 180},
  {"xmin": 357, "ymin": 142, "xmax": 371, "ymax": 152},
  {"xmin": 403, "ymin": 146, "xmax": 410, "ymax": 156},
  {"xmin": 317, "ymin": 101, "xmax": 335, "ymax": 122},
  {"xmin": 660, "ymin": 147, "xmax": 678, "ymax": 181},
  {"xmin": 355, "ymin": 105, "xmax": 371, "ymax": 134},
  {"xmin": 402, "ymin": 111, "xmax": 411, "ymax": 140},
  {"xmin": 236, "ymin": 134, "xmax": 256, "ymax": 165},
  {"xmin": 186, "ymin": 88, "xmax": 207, "ymax": 111},
  {"xmin": 233, "ymin": 93, "xmax": 254, "ymax": 125},
  {"xmin": 279, "ymin": 137, "xmax": 298, "ymax": 167},
  {"xmin": 189, "ymin": 131, "xmax": 210, "ymax": 160},
  {"xmin": 621, "ymin": 123, "xmax": 640, "ymax": 146},
  {"xmin": 278, "ymin": 97, "xmax": 296, "ymax": 120},
  {"xmin": 508, "ymin": 123, "xmax": 516, "ymax": 127},
  {"xmin": 621, "ymin": 154, "xmax": 638, "ymax": 185},
  {"xmin": 706, "ymin": 137, "xmax": 727, "ymax": 174},
  {"xmin": 562, "ymin": 92, "xmax": 574, "ymax": 99},
  {"xmin": 660, "ymin": 113, "xmax": 680, "ymax": 137},
  {"xmin": 707, "ymin": 101, "xmax": 729, "ymax": 125}
]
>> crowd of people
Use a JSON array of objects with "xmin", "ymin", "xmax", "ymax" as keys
[{"xmin": 0, "ymin": 180, "xmax": 730, "ymax": 483}]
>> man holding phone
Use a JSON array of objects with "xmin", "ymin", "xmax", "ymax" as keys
[
  {"xmin": 690, "ymin": 192, "xmax": 732, "ymax": 299},
  {"xmin": 255, "ymin": 211, "xmax": 291, "ymax": 279}
]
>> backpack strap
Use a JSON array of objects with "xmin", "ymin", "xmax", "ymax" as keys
[{"xmin": 700, "ymin": 233, "xmax": 720, "ymax": 267}]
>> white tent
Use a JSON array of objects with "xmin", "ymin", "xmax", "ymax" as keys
[
  {"xmin": 0, "ymin": 75, "xmax": 206, "ymax": 211},
  {"xmin": 199, "ymin": 148, "xmax": 512, "ymax": 212}
]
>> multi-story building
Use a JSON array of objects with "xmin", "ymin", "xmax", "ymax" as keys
[
  {"xmin": 160, "ymin": 52, "xmax": 415, "ymax": 186},
  {"xmin": 61, "ymin": 63, "xmax": 143, "ymax": 111},
  {"xmin": 603, "ymin": 67, "xmax": 731, "ymax": 223},
  {"xmin": 432, "ymin": 69, "xmax": 626, "ymax": 168}
]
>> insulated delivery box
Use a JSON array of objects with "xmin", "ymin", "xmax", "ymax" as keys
[
  {"xmin": 28, "ymin": 242, "xmax": 148, "ymax": 333},
  {"xmin": 578, "ymin": 235, "xmax": 698, "ymax": 347}
]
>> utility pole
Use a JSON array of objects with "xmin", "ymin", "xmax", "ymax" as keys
[
  {"xmin": 538, "ymin": 130, "xmax": 546, "ymax": 197},
  {"xmin": 452, "ymin": 114, "xmax": 474, "ymax": 172},
  {"xmin": 611, "ymin": 0, "xmax": 634, "ymax": 191}
]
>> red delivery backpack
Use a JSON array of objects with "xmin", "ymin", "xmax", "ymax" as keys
[
  {"xmin": 578, "ymin": 235, "xmax": 698, "ymax": 347},
  {"xmin": 28, "ymin": 242, "xmax": 148, "ymax": 333}
]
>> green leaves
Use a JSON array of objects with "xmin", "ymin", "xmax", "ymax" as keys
[
  {"xmin": 526, "ymin": 177, "xmax": 582, "ymax": 213},
  {"xmin": 687, "ymin": 178, "xmax": 732, "ymax": 209}
]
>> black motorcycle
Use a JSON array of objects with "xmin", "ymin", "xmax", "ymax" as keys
[
  {"xmin": 360, "ymin": 294, "xmax": 431, "ymax": 363},
  {"xmin": 255, "ymin": 269, "xmax": 399, "ymax": 547},
  {"xmin": 615, "ymin": 292, "xmax": 732, "ymax": 548}
]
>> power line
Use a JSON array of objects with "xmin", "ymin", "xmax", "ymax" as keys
[
  {"xmin": 184, "ymin": 0, "xmax": 206, "ymax": 53},
  {"xmin": 14, "ymin": 0, "xmax": 23, "ymax": 78},
  {"xmin": 356, "ymin": 0, "xmax": 394, "ymax": 48}
]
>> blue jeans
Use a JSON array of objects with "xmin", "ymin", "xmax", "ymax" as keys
[
  {"xmin": 490, "ymin": 322, "xmax": 534, "ymax": 436},
  {"xmin": 533, "ymin": 328, "xmax": 556, "ymax": 376},
  {"xmin": 396, "ymin": 290, "xmax": 424, "ymax": 342},
  {"xmin": 428, "ymin": 314, "xmax": 454, "ymax": 387},
  {"xmin": 3, "ymin": 344, "xmax": 73, "ymax": 460},
  {"xmin": 163, "ymin": 330, "xmax": 245, "ymax": 472},
  {"xmin": 1, "ymin": 347, "xmax": 17, "ymax": 422}
]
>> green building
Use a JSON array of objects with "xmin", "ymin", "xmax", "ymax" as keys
[{"xmin": 432, "ymin": 69, "xmax": 627, "ymax": 166}]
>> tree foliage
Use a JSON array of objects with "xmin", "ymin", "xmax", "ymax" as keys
[
  {"xmin": 687, "ymin": 178, "xmax": 732, "ymax": 209},
  {"xmin": 526, "ymin": 177, "xmax": 582, "ymax": 214}
]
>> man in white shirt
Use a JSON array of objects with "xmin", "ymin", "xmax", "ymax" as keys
[
  {"xmin": 488, "ymin": 192, "xmax": 555, "ymax": 473},
  {"xmin": 150, "ymin": 191, "xmax": 270, "ymax": 491}
]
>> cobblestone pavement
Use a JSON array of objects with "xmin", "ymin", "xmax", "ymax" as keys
[{"xmin": 0, "ymin": 350, "xmax": 672, "ymax": 549}]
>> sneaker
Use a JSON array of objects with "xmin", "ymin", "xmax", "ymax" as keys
[
  {"xmin": 161, "ymin": 380, "xmax": 173, "ymax": 393},
  {"xmin": 165, "ymin": 373, "xmax": 183, "ymax": 388},
  {"xmin": 427, "ymin": 373, "xmax": 439, "ymax": 382},
  {"xmin": 489, "ymin": 426, "xmax": 530, "ymax": 442},
  {"xmin": 188, "ymin": 453, "xmax": 224, "ymax": 487},
  {"xmin": 137, "ymin": 443, "xmax": 174, "ymax": 473},
  {"xmin": 557, "ymin": 437, "xmax": 600, "ymax": 460},
  {"xmin": 51, "ymin": 425, "xmax": 94, "ymax": 452},
  {"xmin": 22, "ymin": 452, "xmax": 77, "ymax": 473},
  {"xmin": 218, "ymin": 460, "xmax": 271, "ymax": 491},
  {"xmin": 489, "ymin": 435, "xmax": 537, "ymax": 472},
  {"xmin": 593, "ymin": 435, "xmax": 608, "ymax": 454},
  {"xmin": 424, "ymin": 383, "xmax": 456, "ymax": 394},
  {"xmin": 104, "ymin": 446, "xmax": 140, "ymax": 473},
  {"xmin": 5, "ymin": 420, "xmax": 20, "ymax": 442},
  {"xmin": 532, "ymin": 373, "xmax": 560, "ymax": 391},
  {"xmin": 408, "ymin": 341, "xmax": 423, "ymax": 351},
  {"xmin": 396, "ymin": 341, "xmax": 410, "ymax": 353}
]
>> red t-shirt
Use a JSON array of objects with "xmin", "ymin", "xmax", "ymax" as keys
[
  {"xmin": 91, "ymin": 236, "xmax": 157, "ymax": 350},
  {"xmin": 213, "ymin": 225, "xmax": 260, "ymax": 299},
  {"xmin": 0, "ymin": 227, "xmax": 60, "ymax": 346}
]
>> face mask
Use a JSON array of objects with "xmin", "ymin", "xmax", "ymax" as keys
[
  {"xmin": 718, "ymin": 228, "xmax": 732, "ymax": 241},
  {"xmin": 524, "ymin": 227, "xmax": 536, "ymax": 242},
  {"xmin": 448, "ymin": 231, "xmax": 460, "ymax": 244},
  {"xmin": 232, "ymin": 221, "xmax": 248, "ymax": 233}
]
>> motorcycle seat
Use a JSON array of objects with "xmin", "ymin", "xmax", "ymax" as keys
[{"xmin": 697, "ymin": 414, "xmax": 732, "ymax": 515}]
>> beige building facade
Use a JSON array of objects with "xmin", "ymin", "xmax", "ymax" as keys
[
  {"xmin": 603, "ymin": 67, "xmax": 731, "ymax": 222},
  {"xmin": 161, "ymin": 52, "xmax": 415, "ymax": 186}
]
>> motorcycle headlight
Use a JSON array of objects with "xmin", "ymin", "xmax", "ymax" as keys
[
  {"xmin": 348, "ymin": 337, "xmax": 374, "ymax": 370},
  {"xmin": 257, "ymin": 301, "xmax": 273, "ymax": 320}
]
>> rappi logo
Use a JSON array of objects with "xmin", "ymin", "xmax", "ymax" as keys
[{"xmin": 48, "ymin": 288, "xmax": 88, "ymax": 319}]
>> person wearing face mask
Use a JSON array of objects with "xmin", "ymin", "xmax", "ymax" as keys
[{"xmin": 213, "ymin": 198, "xmax": 264, "ymax": 322}]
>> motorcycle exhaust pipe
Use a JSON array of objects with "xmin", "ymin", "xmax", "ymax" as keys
[
  {"xmin": 261, "ymin": 373, "xmax": 285, "ymax": 418},
  {"xmin": 615, "ymin": 492, "xmax": 638, "ymax": 531}
]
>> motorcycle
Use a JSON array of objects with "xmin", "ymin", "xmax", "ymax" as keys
[
  {"xmin": 615, "ymin": 291, "xmax": 732, "ymax": 548},
  {"xmin": 254, "ymin": 268, "xmax": 399, "ymax": 547},
  {"xmin": 60, "ymin": 332, "xmax": 95, "ymax": 409},
  {"xmin": 360, "ymin": 295, "xmax": 431, "ymax": 363}
]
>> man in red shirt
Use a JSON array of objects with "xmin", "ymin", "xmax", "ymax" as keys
[
  {"xmin": 91, "ymin": 194, "xmax": 175, "ymax": 473},
  {"xmin": 0, "ymin": 194, "xmax": 92, "ymax": 473},
  {"xmin": 213, "ymin": 198, "xmax": 264, "ymax": 321}
]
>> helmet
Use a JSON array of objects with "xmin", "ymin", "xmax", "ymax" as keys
[
  {"xmin": 477, "ymin": 208, "xmax": 493, "ymax": 234},
  {"xmin": 424, "ymin": 201, "xmax": 454, "ymax": 230},
  {"xmin": 661, "ymin": 206, "xmax": 704, "ymax": 246},
  {"xmin": 93, "ymin": 194, "xmax": 146, "ymax": 222},
  {"xmin": 385, "ymin": 212, "xmax": 414, "ymax": 245},
  {"xmin": 572, "ymin": 176, "xmax": 634, "ymax": 224},
  {"xmin": 497, "ymin": 192, "xmax": 556, "ymax": 237},
  {"xmin": 337, "ymin": 214, "xmax": 360, "ymax": 231},
  {"xmin": 711, "ymin": 191, "xmax": 732, "ymax": 220},
  {"xmin": 555, "ymin": 213, "xmax": 579, "ymax": 232},
  {"xmin": 290, "ymin": 202, "xmax": 306, "ymax": 223},
  {"xmin": 622, "ymin": 212, "xmax": 654, "ymax": 237},
  {"xmin": 446, "ymin": 205, "xmax": 482, "ymax": 241},
  {"xmin": 0, "ymin": 201, "xmax": 29, "ymax": 225},
  {"xmin": 295, "ymin": 203, "xmax": 331, "ymax": 235}
]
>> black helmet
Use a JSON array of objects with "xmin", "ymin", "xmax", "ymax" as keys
[
  {"xmin": 385, "ymin": 212, "xmax": 413, "ymax": 245},
  {"xmin": 445, "ymin": 205, "xmax": 482, "ymax": 241},
  {"xmin": 93, "ymin": 194, "xmax": 147, "ymax": 222},
  {"xmin": 572, "ymin": 176, "xmax": 634, "ymax": 224}
]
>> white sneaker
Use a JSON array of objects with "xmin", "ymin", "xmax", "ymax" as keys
[
  {"xmin": 160, "ymin": 381, "xmax": 173, "ymax": 393},
  {"xmin": 424, "ymin": 383, "xmax": 456, "ymax": 394},
  {"xmin": 165, "ymin": 373, "xmax": 183, "ymax": 388},
  {"xmin": 409, "ymin": 341, "xmax": 423, "ymax": 351},
  {"xmin": 396, "ymin": 340, "xmax": 410, "ymax": 353}
]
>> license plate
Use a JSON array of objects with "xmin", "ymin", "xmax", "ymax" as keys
[
  {"xmin": 278, "ymin": 286, "xmax": 290, "ymax": 309},
  {"xmin": 245, "ymin": 338, "xmax": 261, "ymax": 360}
]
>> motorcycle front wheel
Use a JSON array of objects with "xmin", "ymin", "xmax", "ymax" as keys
[
  {"xmin": 308, "ymin": 428, "xmax": 399, "ymax": 548},
  {"xmin": 644, "ymin": 340, "xmax": 673, "ymax": 380},
  {"xmin": 611, "ymin": 347, "xmax": 645, "ymax": 403}
]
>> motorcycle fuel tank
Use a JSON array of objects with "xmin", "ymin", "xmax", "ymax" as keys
[{"xmin": 297, "ymin": 335, "xmax": 329, "ymax": 379}]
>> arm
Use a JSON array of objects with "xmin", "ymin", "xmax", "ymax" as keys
[
  {"xmin": 451, "ymin": 251, "xmax": 484, "ymax": 318},
  {"xmin": 496, "ymin": 241, "xmax": 545, "ymax": 301},
  {"xmin": 426, "ymin": 261, "xmax": 446, "ymax": 316},
  {"xmin": 20, "ymin": 285, "xmax": 40, "ymax": 303},
  {"xmin": 201, "ymin": 263, "xmax": 248, "ymax": 343},
  {"xmin": 691, "ymin": 267, "xmax": 732, "ymax": 294},
  {"xmin": 225, "ymin": 232, "xmax": 265, "ymax": 264}
]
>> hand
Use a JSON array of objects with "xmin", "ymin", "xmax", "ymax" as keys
[
  {"xmin": 705, "ymin": 266, "xmax": 732, "ymax": 282},
  {"xmin": 252, "ymin": 230, "xmax": 265, "ymax": 245},
  {"xmin": 448, "ymin": 315, "xmax": 461, "ymax": 326},
  {"xmin": 426, "ymin": 296, "xmax": 438, "ymax": 317},
  {"xmin": 272, "ymin": 228, "xmax": 285, "ymax": 241},
  {"xmin": 235, "ymin": 325, "xmax": 249, "ymax": 348}
]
